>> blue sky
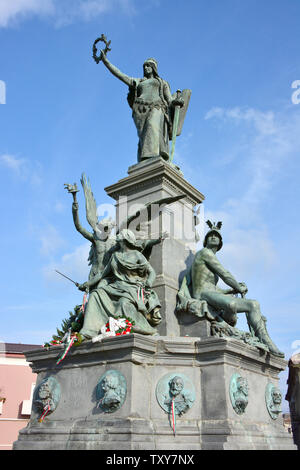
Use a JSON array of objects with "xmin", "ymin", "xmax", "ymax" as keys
[{"xmin": 1, "ymin": 0, "xmax": 300, "ymax": 411}]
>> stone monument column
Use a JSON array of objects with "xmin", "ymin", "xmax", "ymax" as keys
[{"xmin": 104, "ymin": 157, "xmax": 204, "ymax": 336}]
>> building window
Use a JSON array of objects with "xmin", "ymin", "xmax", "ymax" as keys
[
  {"xmin": 21, "ymin": 383, "xmax": 35, "ymax": 416},
  {"xmin": 0, "ymin": 397, "xmax": 6, "ymax": 414}
]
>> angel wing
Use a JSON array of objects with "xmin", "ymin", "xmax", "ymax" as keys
[{"xmin": 80, "ymin": 173, "xmax": 98, "ymax": 231}]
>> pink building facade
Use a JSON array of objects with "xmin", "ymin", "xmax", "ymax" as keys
[{"xmin": 0, "ymin": 343, "xmax": 41, "ymax": 450}]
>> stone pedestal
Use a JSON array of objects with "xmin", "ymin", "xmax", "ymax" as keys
[
  {"xmin": 13, "ymin": 159, "xmax": 295, "ymax": 451},
  {"xmin": 104, "ymin": 158, "xmax": 204, "ymax": 337},
  {"xmin": 14, "ymin": 334, "xmax": 296, "ymax": 450}
]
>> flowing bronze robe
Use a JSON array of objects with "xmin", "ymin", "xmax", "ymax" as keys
[{"xmin": 80, "ymin": 250, "xmax": 161, "ymax": 338}]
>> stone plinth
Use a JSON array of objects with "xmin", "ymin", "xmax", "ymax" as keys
[
  {"xmin": 13, "ymin": 334, "xmax": 296, "ymax": 450},
  {"xmin": 104, "ymin": 158, "xmax": 205, "ymax": 337}
]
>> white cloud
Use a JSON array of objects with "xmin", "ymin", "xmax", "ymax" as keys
[
  {"xmin": 78, "ymin": 0, "xmax": 115, "ymax": 20},
  {"xmin": 0, "ymin": 153, "xmax": 25, "ymax": 173},
  {"xmin": 201, "ymin": 207, "xmax": 278, "ymax": 284},
  {"xmin": 0, "ymin": 153, "xmax": 42, "ymax": 185},
  {"xmin": 0, "ymin": 0, "xmax": 54, "ymax": 27},
  {"xmin": 54, "ymin": 0, "xmax": 136, "ymax": 27},
  {"xmin": 37, "ymin": 224, "xmax": 66, "ymax": 256},
  {"xmin": 205, "ymin": 106, "xmax": 277, "ymax": 135},
  {"xmin": 205, "ymin": 105, "xmax": 300, "ymax": 208},
  {"xmin": 0, "ymin": 0, "xmax": 136, "ymax": 28},
  {"xmin": 54, "ymin": 201, "xmax": 66, "ymax": 214},
  {"xmin": 201, "ymin": 105, "xmax": 300, "ymax": 283},
  {"xmin": 43, "ymin": 242, "xmax": 90, "ymax": 284}
]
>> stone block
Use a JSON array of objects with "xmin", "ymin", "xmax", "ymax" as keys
[
  {"xmin": 13, "ymin": 335, "xmax": 296, "ymax": 450},
  {"xmin": 104, "ymin": 158, "xmax": 204, "ymax": 337}
]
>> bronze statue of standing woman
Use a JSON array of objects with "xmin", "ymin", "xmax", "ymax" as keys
[{"xmin": 93, "ymin": 35, "xmax": 190, "ymax": 163}]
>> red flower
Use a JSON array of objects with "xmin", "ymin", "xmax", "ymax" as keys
[{"xmin": 103, "ymin": 317, "xmax": 133, "ymax": 336}]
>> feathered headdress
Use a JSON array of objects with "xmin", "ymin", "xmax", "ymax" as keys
[{"xmin": 203, "ymin": 220, "xmax": 223, "ymax": 251}]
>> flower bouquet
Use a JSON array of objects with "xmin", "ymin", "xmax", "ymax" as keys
[{"xmin": 92, "ymin": 317, "xmax": 135, "ymax": 343}]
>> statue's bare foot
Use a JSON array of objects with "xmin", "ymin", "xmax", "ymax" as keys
[{"xmin": 255, "ymin": 322, "xmax": 285, "ymax": 358}]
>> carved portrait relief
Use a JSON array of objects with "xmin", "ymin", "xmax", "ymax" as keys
[
  {"xmin": 96, "ymin": 370, "xmax": 127, "ymax": 413},
  {"xmin": 156, "ymin": 373, "xmax": 195, "ymax": 416},
  {"xmin": 230, "ymin": 373, "xmax": 249, "ymax": 415},
  {"xmin": 33, "ymin": 376, "xmax": 61, "ymax": 418},
  {"xmin": 265, "ymin": 383, "xmax": 282, "ymax": 420}
]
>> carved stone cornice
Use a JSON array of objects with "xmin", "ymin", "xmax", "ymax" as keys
[{"xmin": 105, "ymin": 158, "xmax": 205, "ymax": 206}]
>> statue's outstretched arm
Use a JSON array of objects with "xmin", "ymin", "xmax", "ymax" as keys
[
  {"xmin": 204, "ymin": 251, "xmax": 242, "ymax": 293},
  {"xmin": 101, "ymin": 52, "xmax": 134, "ymax": 87},
  {"xmin": 144, "ymin": 238, "xmax": 160, "ymax": 249},
  {"xmin": 145, "ymin": 263, "xmax": 156, "ymax": 288},
  {"xmin": 79, "ymin": 257, "xmax": 113, "ymax": 292},
  {"xmin": 72, "ymin": 202, "xmax": 94, "ymax": 242},
  {"xmin": 84, "ymin": 271, "xmax": 102, "ymax": 290}
]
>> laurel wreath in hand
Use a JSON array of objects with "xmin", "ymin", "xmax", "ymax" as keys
[{"xmin": 92, "ymin": 34, "xmax": 111, "ymax": 64}]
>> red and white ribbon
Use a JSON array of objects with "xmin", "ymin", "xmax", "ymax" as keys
[
  {"xmin": 39, "ymin": 401, "xmax": 51, "ymax": 423},
  {"xmin": 80, "ymin": 291, "xmax": 88, "ymax": 312},
  {"xmin": 56, "ymin": 335, "xmax": 77, "ymax": 365},
  {"xmin": 171, "ymin": 398, "xmax": 176, "ymax": 435}
]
